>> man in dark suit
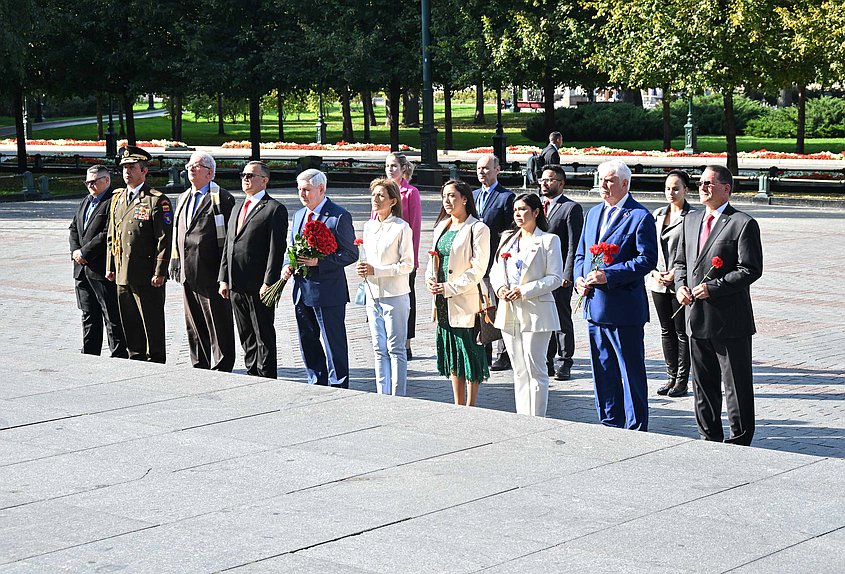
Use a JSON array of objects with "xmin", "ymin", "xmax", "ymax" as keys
[
  {"xmin": 675, "ymin": 165, "xmax": 763, "ymax": 446},
  {"xmin": 538, "ymin": 131, "xmax": 562, "ymax": 171},
  {"xmin": 69, "ymin": 165, "xmax": 127, "ymax": 358},
  {"xmin": 218, "ymin": 161, "xmax": 288, "ymax": 378},
  {"xmin": 170, "ymin": 151, "xmax": 236, "ymax": 372},
  {"xmin": 473, "ymin": 153, "xmax": 515, "ymax": 371},
  {"xmin": 539, "ymin": 165, "xmax": 583, "ymax": 380},
  {"xmin": 106, "ymin": 146, "xmax": 172, "ymax": 363},
  {"xmin": 574, "ymin": 160, "xmax": 657, "ymax": 431},
  {"xmin": 282, "ymin": 169, "xmax": 357, "ymax": 388}
]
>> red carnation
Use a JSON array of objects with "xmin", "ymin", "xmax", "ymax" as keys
[
  {"xmin": 354, "ymin": 238, "xmax": 364, "ymax": 246},
  {"xmin": 589, "ymin": 244, "xmax": 602, "ymax": 255},
  {"xmin": 501, "ymin": 252, "xmax": 512, "ymax": 260},
  {"xmin": 608, "ymin": 243, "xmax": 620, "ymax": 255},
  {"xmin": 428, "ymin": 250, "xmax": 437, "ymax": 256},
  {"xmin": 603, "ymin": 253, "xmax": 614, "ymax": 265},
  {"xmin": 711, "ymin": 256, "xmax": 723, "ymax": 269}
]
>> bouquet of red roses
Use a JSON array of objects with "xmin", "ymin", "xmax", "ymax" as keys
[
  {"xmin": 574, "ymin": 242, "xmax": 620, "ymax": 311},
  {"xmin": 261, "ymin": 219, "xmax": 338, "ymax": 307}
]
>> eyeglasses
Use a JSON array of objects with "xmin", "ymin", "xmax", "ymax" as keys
[
  {"xmin": 537, "ymin": 178, "xmax": 562, "ymax": 184},
  {"xmin": 186, "ymin": 163, "xmax": 211, "ymax": 171},
  {"xmin": 84, "ymin": 176, "xmax": 106, "ymax": 186},
  {"xmin": 239, "ymin": 172, "xmax": 266, "ymax": 180},
  {"xmin": 698, "ymin": 180, "xmax": 722, "ymax": 189}
]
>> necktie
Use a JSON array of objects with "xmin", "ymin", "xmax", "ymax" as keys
[
  {"xmin": 83, "ymin": 199, "xmax": 97, "ymax": 229},
  {"xmin": 188, "ymin": 191, "xmax": 201, "ymax": 224},
  {"xmin": 237, "ymin": 199, "xmax": 251, "ymax": 233},
  {"xmin": 126, "ymin": 189, "xmax": 134, "ymax": 204},
  {"xmin": 543, "ymin": 198, "xmax": 551, "ymax": 215},
  {"xmin": 478, "ymin": 189, "xmax": 489, "ymax": 214},
  {"xmin": 699, "ymin": 213, "xmax": 714, "ymax": 254},
  {"xmin": 600, "ymin": 206, "xmax": 617, "ymax": 238}
]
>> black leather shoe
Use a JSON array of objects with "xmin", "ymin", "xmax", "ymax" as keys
[
  {"xmin": 657, "ymin": 380, "xmax": 674, "ymax": 395},
  {"xmin": 668, "ymin": 383, "xmax": 688, "ymax": 397},
  {"xmin": 490, "ymin": 355, "xmax": 511, "ymax": 371},
  {"xmin": 554, "ymin": 365, "xmax": 571, "ymax": 381}
]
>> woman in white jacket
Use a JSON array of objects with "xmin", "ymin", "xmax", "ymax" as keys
[
  {"xmin": 426, "ymin": 180, "xmax": 491, "ymax": 406},
  {"xmin": 490, "ymin": 193, "xmax": 563, "ymax": 416},
  {"xmin": 357, "ymin": 179, "xmax": 415, "ymax": 396}
]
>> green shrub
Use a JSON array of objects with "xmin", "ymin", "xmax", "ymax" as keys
[
  {"xmin": 745, "ymin": 97, "xmax": 845, "ymax": 138},
  {"xmin": 523, "ymin": 103, "xmax": 662, "ymax": 142}
]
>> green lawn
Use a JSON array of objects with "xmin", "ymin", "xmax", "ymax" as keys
[{"xmin": 12, "ymin": 102, "xmax": 845, "ymax": 154}]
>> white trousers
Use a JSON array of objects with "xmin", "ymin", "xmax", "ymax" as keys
[{"xmin": 502, "ymin": 328, "xmax": 553, "ymax": 417}]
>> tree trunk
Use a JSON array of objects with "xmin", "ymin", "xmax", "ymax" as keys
[
  {"xmin": 249, "ymin": 95, "xmax": 261, "ymax": 160},
  {"xmin": 444, "ymin": 83, "xmax": 454, "ymax": 151},
  {"xmin": 96, "ymin": 94, "xmax": 104, "ymax": 140},
  {"xmin": 723, "ymin": 91, "xmax": 739, "ymax": 175},
  {"xmin": 473, "ymin": 81, "xmax": 485, "ymax": 124},
  {"xmin": 121, "ymin": 93, "xmax": 136, "ymax": 144},
  {"xmin": 621, "ymin": 89, "xmax": 643, "ymax": 107},
  {"xmin": 217, "ymin": 93, "xmax": 225, "ymax": 135},
  {"xmin": 384, "ymin": 85, "xmax": 395, "ymax": 128},
  {"xmin": 13, "ymin": 87, "xmax": 27, "ymax": 172},
  {"xmin": 118, "ymin": 100, "xmax": 125, "ymax": 138},
  {"xmin": 403, "ymin": 86, "xmax": 420, "ymax": 127},
  {"xmin": 169, "ymin": 98, "xmax": 175, "ymax": 139},
  {"xmin": 277, "ymin": 91, "xmax": 284, "ymax": 141},
  {"xmin": 173, "ymin": 94, "xmax": 183, "ymax": 142},
  {"xmin": 796, "ymin": 84, "xmax": 806, "ymax": 154},
  {"xmin": 662, "ymin": 87, "xmax": 672, "ymax": 151},
  {"xmin": 341, "ymin": 87, "xmax": 354, "ymax": 141},
  {"xmin": 543, "ymin": 67, "xmax": 556, "ymax": 134},
  {"xmin": 361, "ymin": 91, "xmax": 376, "ymax": 127},
  {"xmin": 388, "ymin": 77, "xmax": 401, "ymax": 151}
]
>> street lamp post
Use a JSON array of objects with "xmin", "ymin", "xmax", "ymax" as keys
[
  {"xmin": 683, "ymin": 95, "xmax": 698, "ymax": 155},
  {"xmin": 316, "ymin": 92, "xmax": 327, "ymax": 144},
  {"xmin": 105, "ymin": 95, "xmax": 117, "ymax": 160},
  {"xmin": 492, "ymin": 87, "xmax": 507, "ymax": 164},
  {"xmin": 417, "ymin": 0, "xmax": 441, "ymax": 187}
]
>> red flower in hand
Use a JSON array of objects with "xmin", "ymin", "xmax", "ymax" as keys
[
  {"xmin": 428, "ymin": 250, "xmax": 437, "ymax": 256},
  {"xmin": 501, "ymin": 252, "xmax": 512, "ymax": 260},
  {"xmin": 354, "ymin": 238, "xmax": 364, "ymax": 246},
  {"xmin": 711, "ymin": 256, "xmax": 723, "ymax": 269},
  {"xmin": 608, "ymin": 243, "xmax": 620, "ymax": 255},
  {"xmin": 589, "ymin": 244, "xmax": 602, "ymax": 255},
  {"xmin": 603, "ymin": 253, "xmax": 614, "ymax": 265}
]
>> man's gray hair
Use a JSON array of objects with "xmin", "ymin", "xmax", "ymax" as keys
[
  {"xmin": 597, "ymin": 160, "xmax": 632, "ymax": 187},
  {"xmin": 478, "ymin": 153, "xmax": 500, "ymax": 169},
  {"xmin": 189, "ymin": 151, "xmax": 216, "ymax": 175},
  {"xmin": 245, "ymin": 160, "xmax": 270, "ymax": 178},
  {"xmin": 297, "ymin": 168, "xmax": 327, "ymax": 190},
  {"xmin": 87, "ymin": 164, "xmax": 111, "ymax": 179}
]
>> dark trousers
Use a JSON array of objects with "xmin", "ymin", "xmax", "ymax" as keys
[
  {"xmin": 295, "ymin": 301, "xmax": 349, "ymax": 388},
  {"xmin": 407, "ymin": 269, "xmax": 417, "ymax": 340},
  {"xmin": 587, "ymin": 322, "xmax": 649, "ymax": 431},
  {"xmin": 117, "ymin": 283, "xmax": 166, "ymax": 363},
  {"xmin": 75, "ymin": 273, "xmax": 127, "ymax": 358},
  {"xmin": 651, "ymin": 290, "xmax": 690, "ymax": 383},
  {"xmin": 231, "ymin": 291, "xmax": 277, "ymax": 378},
  {"xmin": 547, "ymin": 284, "xmax": 575, "ymax": 368},
  {"xmin": 183, "ymin": 285, "xmax": 236, "ymax": 372},
  {"xmin": 690, "ymin": 335, "xmax": 755, "ymax": 446}
]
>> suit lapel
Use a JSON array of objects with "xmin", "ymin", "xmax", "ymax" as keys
[
  {"xmin": 237, "ymin": 196, "xmax": 267, "ymax": 237},
  {"xmin": 187, "ymin": 193, "xmax": 210, "ymax": 232},
  {"xmin": 696, "ymin": 206, "xmax": 732, "ymax": 267},
  {"xmin": 520, "ymin": 232, "xmax": 543, "ymax": 275}
]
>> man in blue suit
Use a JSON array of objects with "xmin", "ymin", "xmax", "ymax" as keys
[
  {"xmin": 473, "ymin": 153, "xmax": 515, "ymax": 370},
  {"xmin": 282, "ymin": 169, "xmax": 357, "ymax": 388},
  {"xmin": 574, "ymin": 160, "xmax": 657, "ymax": 431}
]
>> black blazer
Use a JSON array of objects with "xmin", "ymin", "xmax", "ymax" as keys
[
  {"xmin": 545, "ymin": 194, "xmax": 583, "ymax": 283},
  {"xmin": 219, "ymin": 194, "xmax": 288, "ymax": 294},
  {"xmin": 69, "ymin": 189, "xmax": 114, "ymax": 279},
  {"xmin": 473, "ymin": 182, "xmax": 515, "ymax": 273},
  {"xmin": 674, "ymin": 204, "xmax": 763, "ymax": 339},
  {"xmin": 539, "ymin": 143, "xmax": 560, "ymax": 167},
  {"xmin": 173, "ymin": 186, "xmax": 236, "ymax": 294}
]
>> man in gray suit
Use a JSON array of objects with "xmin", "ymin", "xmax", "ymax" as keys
[
  {"xmin": 675, "ymin": 165, "xmax": 763, "ymax": 446},
  {"xmin": 539, "ymin": 165, "xmax": 583, "ymax": 380},
  {"xmin": 170, "ymin": 151, "xmax": 236, "ymax": 371}
]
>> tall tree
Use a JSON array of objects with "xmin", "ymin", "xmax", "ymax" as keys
[{"xmin": 0, "ymin": 0, "xmax": 36, "ymax": 170}]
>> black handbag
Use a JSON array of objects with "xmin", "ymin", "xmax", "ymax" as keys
[{"xmin": 475, "ymin": 284, "xmax": 502, "ymax": 345}]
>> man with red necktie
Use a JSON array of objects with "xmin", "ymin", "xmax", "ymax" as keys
[{"xmin": 675, "ymin": 165, "xmax": 763, "ymax": 446}]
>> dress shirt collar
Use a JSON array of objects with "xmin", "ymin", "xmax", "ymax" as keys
[
  {"xmin": 307, "ymin": 197, "xmax": 328, "ymax": 219},
  {"xmin": 603, "ymin": 192, "xmax": 629, "ymax": 210},
  {"xmin": 481, "ymin": 181, "xmax": 499, "ymax": 194},
  {"xmin": 707, "ymin": 201, "xmax": 729, "ymax": 219},
  {"xmin": 246, "ymin": 189, "xmax": 266, "ymax": 203}
]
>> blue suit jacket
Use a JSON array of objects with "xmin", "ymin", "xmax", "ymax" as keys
[
  {"xmin": 574, "ymin": 195, "xmax": 657, "ymax": 326},
  {"xmin": 473, "ymin": 182, "xmax": 515, "ymax": 272},
  {"xmin": 288, "ymin": 198, "xmax": 357, "ymax": 307}
]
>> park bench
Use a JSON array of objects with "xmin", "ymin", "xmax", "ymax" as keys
[{"xmin": 516, "ymin": 101, "xmax": 544, "ymax": 110}]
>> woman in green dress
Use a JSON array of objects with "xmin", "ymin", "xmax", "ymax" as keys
[{"xmin": 426, "ymin": 180, "xmax": 491, "ymax": 406}]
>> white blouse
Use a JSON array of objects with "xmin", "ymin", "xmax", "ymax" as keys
[{"xmin": 362, "ymin": 215, "xmax": 414, "ymax": 299}]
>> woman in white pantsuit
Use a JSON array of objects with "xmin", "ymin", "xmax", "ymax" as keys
[{"xmin": 490, "ymin": 193, "xmax": 563, "ymax": 416}]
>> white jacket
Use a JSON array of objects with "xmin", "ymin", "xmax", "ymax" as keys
[
  {"xmin": 362, "ymin": 215, "xmax": 414, "ymax": 299},
  {"xmin": 489, "ymin": 228, "xmax": 563, "ymax": 332},
  {"xmin": 425, "ymin": 217, "xmax": 490, "ymax": 328}
]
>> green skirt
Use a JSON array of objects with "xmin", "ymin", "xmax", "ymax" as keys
[{"xmin": 436, "ymin": 324, "xmax": 489, "ymax": 384}]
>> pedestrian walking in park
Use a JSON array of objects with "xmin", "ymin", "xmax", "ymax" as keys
[
  {"xmin": 427, "ymin": 180, "xmax": 490, "ymax": 406},
  {"xmin": 219, "ymin": 161, "xmax": 288, "ymax": 378},
  {"xmin": 358, "ymin": 178, "xmax": 414, "ymax": 396},
  {"xmin": 675, "ymin": 165, "xmax": 763, "ymax": 446},
  {"xmin": 490, "ymin": 193, "xmax": 563, "ymax": 416},
  {"xmin": 647, "ymin": 169, "xmax": 694, "ymax": 397},
  {"xmin": 69, "ymin": 165, "xmax": 127, "ymax": 358},
  {"xmin": 383, "ymin": 152, "xmax": 421, "ymax": 361},
  {"xmin": 106, "ymin": 146, "xmax": 172, "ymax": 363},
  {"xmin": 170, "ymin": 151, "xmax": 237, "ymax": 372}
]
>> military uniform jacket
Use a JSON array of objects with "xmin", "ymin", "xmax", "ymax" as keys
[{"xmin": 107, "ymin": 182, "xmax": 173, "ymax": 286}]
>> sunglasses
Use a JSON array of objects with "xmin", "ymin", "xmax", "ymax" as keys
[
  {"xmin": 240, "ymin": 172, "xmax": 266, "ymax": 180},
  {"xmin": 84, "ymin": 176, "xmax": 107, "ymax": 186}
]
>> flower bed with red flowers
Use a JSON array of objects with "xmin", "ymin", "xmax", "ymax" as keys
[
  {"xmin": 221, "ymin": 140, "xmax": 416, "ymax": 152},
  {"xmin": 466, "ymin": 145, "xmax": 845, "ymax": 161},
  {"xmin": 1, "ymin": 138, "xmax": 187, "ymax": 148}
]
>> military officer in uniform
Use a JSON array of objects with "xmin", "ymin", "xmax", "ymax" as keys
[{"xmin": 106, "ymin": 145, "xmax": 173, "ymax": 363}]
